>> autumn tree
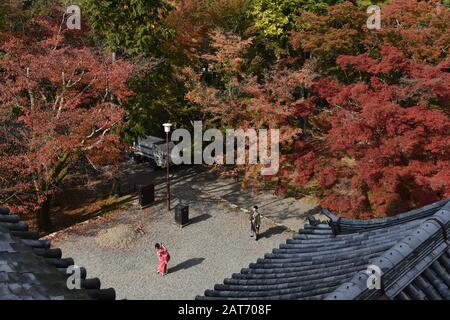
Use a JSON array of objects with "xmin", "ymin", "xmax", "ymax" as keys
[
  {"xmin": 180, "ymin": 0, "xmax": 449, "ymax": 218},
  {"xmin": 183, "ymin": 29, "xmax": 253, "ymax": 126},
  {"xmin": 291, "ymin": 0, "xmax": 450, "ymax": 74},
  {"xmin": 369, "ymin": 0, "xmax": 450, "ymax": 64},
  {"xmin": 80, "ymin": 0, "xmax": 201, "ymax": 141},
  {"xmin": 280, "ymin": 45, "xmax": 450, "ymax": 218},
  {"xmin": 183, "ymin": 29, "xmax": 317, "ymax": 183},
  {"xmin": 0, "ymin": 11, "xmax": 134, "ymax": 229},
  {"xmin": 2, "ymin": 0, "xmax": 446, "ymax": 223},
  {"xmin": 166, "ymin": 0, "xmax": 251, "ymax": 64},
  {"xmin": 0, "ymin": 0, "xmax": 62, "ymax": 35}
]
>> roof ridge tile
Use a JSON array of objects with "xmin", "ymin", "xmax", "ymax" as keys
[{"xmin": 325, "ymin": 206, "xmax": 450, "ymax": 300}]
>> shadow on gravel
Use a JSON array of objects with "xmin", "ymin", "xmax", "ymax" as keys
[
  {"xmin": 189, "ymin": 214, "xmax": 212, "ymax": 225},
  {"xmin": 170, "ymin": 258, "xmax": 205, "ymax": 273},
  {"xmin": 259, "ymin": 225, "xmax": 288, "ymax": 240}
]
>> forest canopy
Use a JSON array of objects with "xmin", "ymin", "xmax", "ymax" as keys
[{"xmin": 0, "ymin": 0, "xmax": 449, "ymax": 225}]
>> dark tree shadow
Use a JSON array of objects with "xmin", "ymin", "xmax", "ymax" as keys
[
  {"xmin": 259, "ymin": 226, "xmax": 288, "ymax": 240},
  {"xmin": 169, "ymin": 258, "xmax": 205, "ymax": 273}
]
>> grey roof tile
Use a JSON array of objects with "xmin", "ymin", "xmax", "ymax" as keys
[
  {"xmin": 199, "ymin": 198, "xmax": 450, "ymax": 300},
  {"xmin": 0, "ymin": 208, "xmax": 115, "ymax": 300}
]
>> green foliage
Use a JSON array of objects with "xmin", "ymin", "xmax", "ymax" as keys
[
  {"xmin": 81, "ymin": 0, "xmax": 174, "ymax": 57},
  {"xmin": 355, "ymin": 0, "xmax": 389, "ymax": 6},
  {"xmin": 0, "ymin": 0, "xmax": 54, "ymax": 33},
  {"xmin": 121, "ymin": 62, "xmax": 199, "ymax": 143},
  {"xmin": 244, "ymin": 0, "xmax": 344, "ymax": 67},
  {"xmin": 248, "ymin": 0, "xmax": 340, "ymax": 38},
  {"xmin": 80, "ymin": 0, "xmax": 183, "ymax": 142},
  {"xmin": 0, "ymin": 3, "xmax": 6, "ymax": 31}
]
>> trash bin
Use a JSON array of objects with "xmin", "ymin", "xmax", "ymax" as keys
[
  {"xmin": 174, "ymin": 204, "xmax": 189, "ymax": 227},
  {"xmin": 138, "ymin": 184, "xmax": 155, "ymax": 208}
]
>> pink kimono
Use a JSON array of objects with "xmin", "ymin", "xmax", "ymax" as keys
[{"xmin": 156, "ymin": 245, "xmax": 170, "ymax": 274}]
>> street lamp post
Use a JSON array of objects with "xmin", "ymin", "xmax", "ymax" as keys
[{"xmin": 163, "ymin": 123, "xmax": 172, "ymax": 212}]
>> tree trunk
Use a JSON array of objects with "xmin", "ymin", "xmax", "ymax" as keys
[{"xmin": 37, "ymin": 197, "xmax": 52, "ymax": 231}]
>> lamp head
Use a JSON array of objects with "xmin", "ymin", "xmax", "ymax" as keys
[{"xmin": 163, "ymin": 123, "xmax": 173, "ymax": 133}]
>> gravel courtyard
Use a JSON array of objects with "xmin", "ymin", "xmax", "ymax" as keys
[{"xmin": 53, "ymin": 167, "xmax": 296, "ymax": 299}]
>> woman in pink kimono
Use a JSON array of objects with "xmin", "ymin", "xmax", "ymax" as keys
[{"xmin": 155, "ymin": 243, "xmax": 170, "ymax": 276}]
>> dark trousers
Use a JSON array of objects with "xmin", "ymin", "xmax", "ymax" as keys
[{"xmin": 250, "ymin": 223, "xmax": 259, "ymax": 238}]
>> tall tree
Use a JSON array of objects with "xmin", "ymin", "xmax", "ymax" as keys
[
  {"xmin": 183, "ymin": 29, "xmax": 311, "ymax": 183},
  {"xmin": 81, "ymin": 0, "xmax": 198, "ymax": 140},
  {"xmin": 81, "ymin": 0, "xmax": 174, "ymax": 57},
  {"xmin": 0, "ymin": 11, "xmax": 135, "ymax": 229},
  {"xmin": 248, "ymin": 0, "xmax": 344, "ymax": 61},
  {"xmin": 280, "ymin": 45, "xmax": 450, "ymax": 218}
]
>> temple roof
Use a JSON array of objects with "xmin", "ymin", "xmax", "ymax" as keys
[
  {"xmin": 198, "ymin": 199, "xmax": 450, "ymax": 300},
  {"xmin": 0, "ymin": 207, "xmax": 115, "ymax": 300}
]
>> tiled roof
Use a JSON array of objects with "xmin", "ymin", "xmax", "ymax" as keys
[
  {"xmin": 198, "ymin": 199, "xmax": 450, "ymax": 300},
  {"xmin": 0, "ymin": 207, "xmax": 115, "ymax": 300}
]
